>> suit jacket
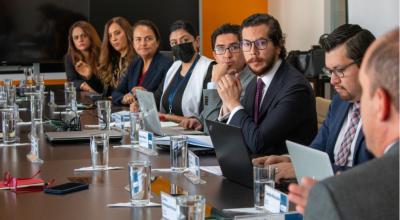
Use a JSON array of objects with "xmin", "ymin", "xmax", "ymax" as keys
[
  {"xmin": 64, "ymin": 55, "xmax": 104, "ymax": 93},
  {"xmin": 304, "ymin": 141, "xmax": 399, "ymax": 220},
  {"xmin": 112, "ymin": 51, "xmax": 173, "ymax": 105},
  {"xmin": 200, "ymin": 65, "xmax": 254, "ymax": 127},
  {"xmin": 229, "ymin": 61, "xmax": 318, "ymax": 155},
  {"xmin": 310, "ymin": 95, "xmax": 375, "ymax": 171}
]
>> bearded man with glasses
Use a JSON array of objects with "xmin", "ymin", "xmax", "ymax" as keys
[
  {"xmin": 253, "ymin": 24, "xmax": 376, "ymax": 183},
  {"xmin": 217, "ymin": 13, "xmax": 317, "ymax": 155}
]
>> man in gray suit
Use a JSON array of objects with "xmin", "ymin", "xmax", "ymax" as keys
[
  {"xmin": 180, "ymin": 24, "xmax": 253, "ymax": 132},
  {"xmin": 288, "ymin": 28, "xmax": 399, "ymax": 220}
]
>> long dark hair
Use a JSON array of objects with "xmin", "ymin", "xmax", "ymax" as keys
[
  {"xmin": 98, "ymin": 17, "xmax": 135, "ymax": 86},
  {"xmin": 67, "ymin": 21, "xmax": 101, "ymax": 76}
]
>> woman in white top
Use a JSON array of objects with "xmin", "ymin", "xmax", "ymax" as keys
[{"xmin": 153, "ymin": 20, "xmax": 215, "ymax": 123}]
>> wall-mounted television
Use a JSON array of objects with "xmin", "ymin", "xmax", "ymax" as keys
[{"xmin": 0, "ymin": 0, "xmax": 199, "ymax": 68}]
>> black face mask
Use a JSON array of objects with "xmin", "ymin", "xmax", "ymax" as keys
[{"xmin": 172, "ymin": 42, "xmax": 196, "ymax": 63}]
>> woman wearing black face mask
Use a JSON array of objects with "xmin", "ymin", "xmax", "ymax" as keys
[{"xmin": 153, "ymin": 20, "xmax": 215, "ymax": 123}]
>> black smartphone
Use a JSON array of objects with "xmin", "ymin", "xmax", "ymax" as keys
[{"xmin": 44, "ymin": 182, "xmax": 89, "ymax": 195}]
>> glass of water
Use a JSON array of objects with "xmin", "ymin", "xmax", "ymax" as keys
[
  {"xmin": 170, "ymin": 136, "xmax": 188, "ymax": 172},
  {"xmin": 90, "ymin": 133, "xmax": 109, "ymax": 170},
  {"xmin": 128, "ymin": 160, "xmax": 151, "ymax": 206},
  {"xmin": 253, "ymin": 165, "xmax": 276, "ymax": 210},
  {"xmin": 129, "ymin": 112, "xmax": 143, "ymax": 144},
  {"xmin": 2, "ymin": 108, "xmax": 17, "ymax": 144},
  {"xmin": 64, "ymin": 82, "xmax": 76, "ymax": 110},
  {"xmin": 96, "ymin": 100, "xmax": 111, "ymax": 130},
  {"xmin": 176, "ymin": 195, "xmax": 206, "ymax": 220}
]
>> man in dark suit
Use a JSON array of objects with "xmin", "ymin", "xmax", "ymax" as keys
[
  {"xmin": 253, "ymin": 24, "xmax": 376, "ymax": 181},
  {"xmin": 289, "ymin": 28, "xmax": 399, "ymax": 219},
  {"xmin": 217, "ymin": 13, "xmax": 317, "ymax": 155}
]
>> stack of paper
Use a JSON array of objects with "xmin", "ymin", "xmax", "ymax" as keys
[{"xmin": 154, "ymin": 135, "xmax": 213, "ymax": 148}]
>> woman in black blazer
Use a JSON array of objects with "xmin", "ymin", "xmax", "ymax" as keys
[
  {"xmin": 64, "ymin": 21, "xmax": 103, "ymax": 93},
  {"xmin": 112, "ymin": 20, "xmax": 173, "ymax": 105}
]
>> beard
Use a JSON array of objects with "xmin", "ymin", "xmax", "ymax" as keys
[{"xmin": 247, "ymin": 54, "xmax": 277, "ymax": 76}]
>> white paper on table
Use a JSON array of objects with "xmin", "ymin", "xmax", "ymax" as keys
[
  {"xmin": 113, "ymin": 144, "xmax": 139, "ymax": 149},
  {"xmin": 74, "ymin": 166, "xmax": 124, "ymax": 172},
  {"xmin": 0, "ymin": 142, "xmax": 30, "ymax": 148},
  {"xmin": 154, "ymin": 136, "xmax": 171, "ymax": 145},
  {"xmin": 186, "ymin": 135, "xmax": 213, "ymax": 148},
  {"xmin": 152, "ymin": 168, "xmax": 188, "ymax": 173},
  {"xmin": 107, "ymin": 202, "xmax": 161, "ymax": 208},
  {"xmin": 109, "ymin": 121, "xmax": 131, "ymax": 128},
  {"xmin": 154, "ymin": 135, "xmax": 213, "ymax": 148},
  {"xmin": 160, "ymin": 121, "xmax": 179, "ymax": 128},
  {"xmin": 223, "ymin": 207, "xmax": 268, "ymax": 214},
  {"xmin": 200, "ymin": 166, "xmax": 223, "ymax": 176}
]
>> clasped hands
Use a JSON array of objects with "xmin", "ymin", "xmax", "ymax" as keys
[{"xmin": 216, "ymin": 68, "xmax": 242, "ymax": 112}]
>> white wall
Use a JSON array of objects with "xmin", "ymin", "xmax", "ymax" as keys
[
  {"xmin": 348, "ymin": 0, "xmax": 399, "ymax": 37},
  {"xmin": 268, "ymin": 0, "xmax": 329, "ymax": 51}
]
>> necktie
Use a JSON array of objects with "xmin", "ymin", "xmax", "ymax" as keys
[
  {"xmin": 335, "ymin": 102, "xmax": 361, "ymax": 166},
  {"xmin": 254, "ymin": 78, "xmax": 265, "ymax": 124}
]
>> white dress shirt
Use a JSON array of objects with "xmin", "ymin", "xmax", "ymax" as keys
[{"xmin": 220, "ymin": 59, "xmax": 282, "ymax": 123}]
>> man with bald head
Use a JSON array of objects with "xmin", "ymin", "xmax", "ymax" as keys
[{"xmin": 289, "ymin": 28, "xmax": 399, "ymax": 220}]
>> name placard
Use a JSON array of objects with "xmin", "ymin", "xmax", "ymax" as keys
[
  {"xmin": 264, "ymin": 185, "xmax": 289, "ymax": 213},
  {"xmin": 161, "ymin": 192, "xmax": 179, "ymax": 220},
  {"xmin": 138, "ymin": 130, "xmax": 153, "ymax": 150}
]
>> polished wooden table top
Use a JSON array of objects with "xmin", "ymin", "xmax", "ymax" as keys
[{"xmin": 0, "ymin": 87, "xmax": 254, "ymax": 220}]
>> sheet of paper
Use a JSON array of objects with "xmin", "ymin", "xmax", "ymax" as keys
[
  {"xmin": 223, "ymin": 207, "xmax": 268, "ymax": 214},
  {"xmin": 187, "ymin": 135, "xmax": 213, "ymax": 148},
  {"xmin": 74, "ymin": 166, "xmax": 124, "ymax": 172},
  {"xmin": 107, "ymin": 202, "xmax": 160, "ymax": 208},
  {"xmin": 160, "ymin": 121, "xmax": 179, "ymax": 128},
  {"xmin": 200, "ymin": 166, "xmax": 222, "ymax": 176}
]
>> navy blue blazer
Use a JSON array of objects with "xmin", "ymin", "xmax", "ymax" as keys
[
  {"xmin": 112, "ymin": 51, "xmax": 173, "ymax": 105},
  {"xmin": 229, "ymin": 61, "xmax": 318, "ymax": 155},
  {"xmin": 310, "ymin": 95, "xmax": 374, "ymax": 171}
]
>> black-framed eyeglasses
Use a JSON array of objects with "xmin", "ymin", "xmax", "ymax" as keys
[
  {"xmin": 322, "ymin": 60, "xmax": 360, "ymax": 78},
  {"xmin": 214, "ymin": 43, "xmax": 241, "ymax": 55},
  {"xmin": 240, "ymin": 38, "xmax": 270, "ymax": 52}
]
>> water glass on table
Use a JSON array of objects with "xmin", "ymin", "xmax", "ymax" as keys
[
  {"xmin": 129, "ymin": 112, "xmax": 143, "ymax": 144},
  {"xmin": 128, "ymin": 160, "xmax": 151, "ymax": 206},
  {"xmin": 170, "ymin": 136, "xmax": 188, "ymax": 172},
  {"xmin": 64, "ymin": 82, "xmax": 77, "ymax": 111},
  {"xmin": 90, "ymin": 133, "xmax": 109, "ymax": 170},
  {"xmin": 253, "ymin": 164, "xmax": 276, "ymax": 210},
  {"xmin": 30, "ymin": 93, "xmax": 44, "ymax": 123},
  {"xmin": 96, "ymin": 100, "xmax": 111, "ymax": 130},
  {"xmin": 176, "ymin": 195, "xmax": 206, "ymax": 220},
  {"xmin": 2, "ymin": 107, "xmax": 17, "ymax": 144}
]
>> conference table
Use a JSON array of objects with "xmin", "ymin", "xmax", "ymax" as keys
[{"xmin": 0, "ymin": 86, "xmax": 255, "ymax": 220}]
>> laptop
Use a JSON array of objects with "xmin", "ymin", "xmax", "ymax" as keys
[
  {"xmin": 205, "ymin": 120, "xmax": 254, "ymax": 188},
  {"xmin": 286, "ymin": 140, "xmax": 334, "ymax": 183},
  {"xmin": 46, "ymin": 129, "xmax": 123, "ymax": 143},
  {"xmin": 135, "ymin": 90, "xmax": 204, "ymax": 136}
]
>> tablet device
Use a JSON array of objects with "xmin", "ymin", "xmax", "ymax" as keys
[{"xmin": 286, "ymin": 140, "xmax": 334, "ymax": 183}]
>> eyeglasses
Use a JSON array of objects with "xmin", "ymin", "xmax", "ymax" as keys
[
  {"xmin": 240, "ymin": 38, "xmax": 270, "ymax": 52},
  {"xmin": 214, "ymin": 43, "xmax": 241, "ymax": 55},
  {"xmin": 322, "ymin": 60, "xmax": 360, "ymax": 78}
]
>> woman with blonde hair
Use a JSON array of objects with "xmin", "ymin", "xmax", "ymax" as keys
[
  {"xmin": 98, "ymin": 17, "xmax": 135, "ymax": 96},
  {"xmin": 65, "ymin": 20, "xmax": 103, "ymax": 93}
]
